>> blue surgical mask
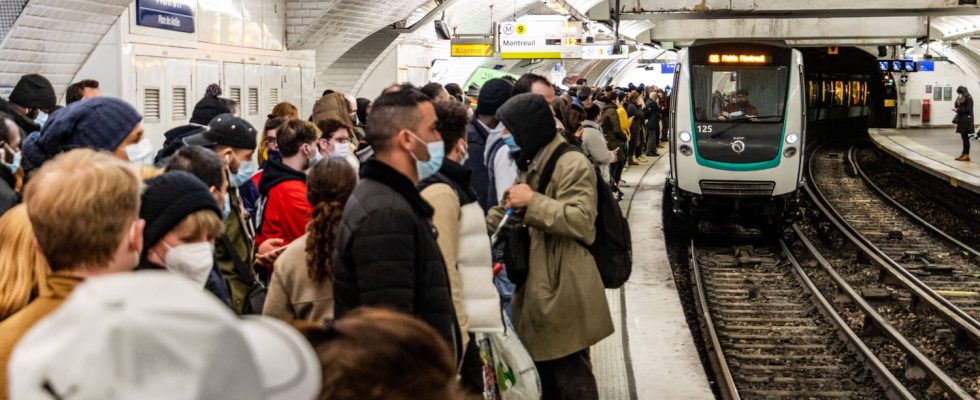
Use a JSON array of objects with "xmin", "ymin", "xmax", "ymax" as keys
[
  {"xmin": 2, "ymin": 150, "xmax": 21, "ymax": 173},
  {"xmin": 502, "ymin": 134, "xmax": 520, "ymax": 152},
  {"xmin": 222, "ymin": 193, "xmax": 231, "ymax": 220},
  {"xmin": 308, "ymin": 144, "xmax": 323, "ymax": 169},
  {"xmin": 411, "ymin": 133, "xmax": 444, "ymax": 181},
  {"xmin": 232, "ymin": 161, "xmax": 258, "ymax": 187},
  {"xmin": 34, "ymin": 111, "xmax": 48, "ymax": 128},
  {"xmin": 125, "ymin": 139, "xmax": 154, "ymax": 166}
]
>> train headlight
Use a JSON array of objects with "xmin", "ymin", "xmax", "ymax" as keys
[
  {"xmin": 785, "ymin": 133, "xmax": 799, "ymax": 144},
  {"xmin": 679, "ymin": 131, "xmax": 692, "ymax": 142},
  {"xmin": 783, "ymin": 147, "xmax": 797, "ymax": 158},
  {"xmin": 680, "ymin": 145, "xmax": 693, "ymax": 156}
]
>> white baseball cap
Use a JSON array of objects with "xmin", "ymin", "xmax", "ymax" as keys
[{"xmin": 8, "ymin": 272, "xmax": 320, "ymax": 400}]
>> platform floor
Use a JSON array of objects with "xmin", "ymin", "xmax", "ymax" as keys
[
  {"xmin": 592, "ymin": 154, "xmax": 714, "ymax": 400},
  {"xmin": 869, "ymin": 128, "xmax": 980, "ymax": 195}
]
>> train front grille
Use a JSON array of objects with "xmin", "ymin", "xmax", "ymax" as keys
[{"xmin": 699, "ymin": 180, "xmax": 775, "ymax": 197}]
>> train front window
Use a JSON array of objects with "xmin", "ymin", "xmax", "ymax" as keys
[{"xmin": 692, "ymin": 66, "xmax": 788, "ymax": 123}]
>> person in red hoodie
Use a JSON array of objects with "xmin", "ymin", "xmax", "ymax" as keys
[{"xmin": 253, "ymin": 119, "xmax": 320, "ymax": 252}]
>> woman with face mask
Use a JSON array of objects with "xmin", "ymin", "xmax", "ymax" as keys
[
  {"xmin": 315, "ymin": 118, "xmax": 360, "ymax": 172},
  {"xmin": 954, "ymin": 86, "xmax": 975, "ymax": 161},
  {"xmin": 138, "ymin": 171, "xmax": 229, "ymax": 305}
]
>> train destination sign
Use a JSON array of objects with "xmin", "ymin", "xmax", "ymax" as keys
[
  {"xmin": 135, "ymin": 0, "xmax": 195, "ymax": 34},
  {"xmin": 498, "ymin": 21, "xmax": 583, "ymax": 59},
  {"xmin": 707, "ymin": 54, "xmax": 768, "ymax": 64}
]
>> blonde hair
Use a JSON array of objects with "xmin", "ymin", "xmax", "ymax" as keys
[
  {"xmin": 24, "ymin": 149, "xmax": 141, "ymax": 271},
  {"xmin": 173, "ymin": 210, "xmax": 225, "ymax": 241},
  {"xmin": 0, "ymin": 204, "xmax": 51, "ymax": 319}
]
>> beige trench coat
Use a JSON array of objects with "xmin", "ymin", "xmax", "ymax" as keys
[{"xmin": 488, "ymin": 135, "xmax": 614, "ymax": 361}]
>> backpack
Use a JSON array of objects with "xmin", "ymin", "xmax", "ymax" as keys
[{"xmin": 537, "ymin": 142, "xmax": 633, "ymax": 289}]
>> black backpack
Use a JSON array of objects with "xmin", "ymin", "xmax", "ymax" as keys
[{"xmin": 537, "ymin": 143, "xmax": 633, "ymax": 289}]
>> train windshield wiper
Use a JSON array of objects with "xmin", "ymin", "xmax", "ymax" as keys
[{"xmin": 709, "ymin": 115, "xmax": 783, "ymax": 139}]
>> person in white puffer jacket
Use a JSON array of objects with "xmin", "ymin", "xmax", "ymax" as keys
[{"xmin": 420, "ymin": 100, "xmax": 504, "ymax": 394}]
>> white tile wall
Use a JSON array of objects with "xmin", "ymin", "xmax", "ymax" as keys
[{"xmin": 0, "ymin": 0, "xmax": 131, "ymax": 94}]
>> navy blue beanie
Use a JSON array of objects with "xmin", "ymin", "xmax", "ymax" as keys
[{"xmin": 22, "ymin": 97, "xmax": 142, "ymax": 169}]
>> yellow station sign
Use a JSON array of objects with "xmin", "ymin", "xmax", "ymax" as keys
[{"xmin": 451, "ymin": 43, "xmax": 494, "ymax": 57}]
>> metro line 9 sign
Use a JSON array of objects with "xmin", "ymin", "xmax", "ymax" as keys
[{"xmin": 708, "ymin": 54, "xmax": 768, "ymax": 64}]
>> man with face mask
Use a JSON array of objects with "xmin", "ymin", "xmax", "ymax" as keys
[
  {"xmin": 7, "ymin": 74, "xmax": 56, "ymax": 132},
  {"xmin": 254, "ymin": 119, "xmax": 318, "ymax": 249},
  {"xmin": 138, "ymin": 171, "xmax": 230, "ymax": 305},
  {"xmin": 182, "ymin": 114, "xmax": 264, "ymax": 314},
  {"xmin": 333, "ymin": 89, "xmax": 463, "ymax": 365},
  {"xmin": 0, "ymin": 149, "xmax": 144, "ymax": 398}
]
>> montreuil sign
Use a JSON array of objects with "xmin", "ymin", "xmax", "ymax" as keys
[
  {"xmin": 451, "ymin": 37, "xmax": 495, "ymax": 57},
  {"xmin": 498, "ymin": 21, "xmax": 583, "ymax": 59}
]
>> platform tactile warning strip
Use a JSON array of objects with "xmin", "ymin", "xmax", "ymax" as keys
[{"xmin": 593, "ymin": 287, "xmax": 631, "ymax": 400}]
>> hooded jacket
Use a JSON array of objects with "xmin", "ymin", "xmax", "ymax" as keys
[
  {"xmin": 600, "ymin": 102, "xmax": 627, "ymax": 161},
  {"xmin": 486, "ymin": 133, "xmax": 613, "ymax": 361},
  {"xmin": 254, "ymin": 159, "xmax": 311, "ymax": 248},
  {"xmin": 333, "ymin": 159, "xmax": 463, "ymax": 363},
  {"xmin": 153, "ymin": 124, "xmax": 207, "ymax": 165}
]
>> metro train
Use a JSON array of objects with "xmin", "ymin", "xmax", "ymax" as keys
[{"xmin": 665, "ymin": 40, "xmax": 806, "ymax": 233}]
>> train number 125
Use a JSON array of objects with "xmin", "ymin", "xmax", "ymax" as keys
[{"xmin": 697, "ymin": 125, "xmax": 714, "ymax": 133}]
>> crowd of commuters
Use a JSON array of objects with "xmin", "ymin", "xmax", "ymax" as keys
[{"xmin": 0, "ymin": 71, "xmax": 657, "ymax": 399}]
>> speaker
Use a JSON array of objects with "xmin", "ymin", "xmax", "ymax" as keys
[
  {"xmin": 434, "ymin": 20, "xmax": 451, "ymax": 40},
  {"xmin": 877, "ymin": 46, "xmax": 887, "ymax": 57}
]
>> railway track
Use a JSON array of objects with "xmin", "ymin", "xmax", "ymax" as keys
[
  {"xmin": 804, "ymin": 141, "xmax": 980, "ymax": 397},
  {"xmin": 690, "ymin": 240, "xmax": 904, "ymax": 399},
  {"xmin": 808, "ymin": 143, "xmax": 980, "ymax": 338}
]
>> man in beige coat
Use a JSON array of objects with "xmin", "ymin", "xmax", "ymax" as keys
[{"xmin": 488, "ymin": 93, "xmax": 614, "ymax": 400}]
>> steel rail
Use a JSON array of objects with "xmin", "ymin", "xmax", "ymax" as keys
[
  {"xmin": 688, "ymin": 240, "xmax": 740, "ymax": 400},
  {"xmin": 805, "ymin": 142, "xmax": 980, "ymax": 344},
  {"xmin": 848, "ymin": 146, "xmax": 980, "ymax": 258},
  {"xmin": 785, "ymin": 228, "xmax": 964, "ymax": 399}
]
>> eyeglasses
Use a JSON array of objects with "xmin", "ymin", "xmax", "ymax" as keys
[{"xmin": 264, "ymin": 137, "xmax": 277, "ymax": 144}]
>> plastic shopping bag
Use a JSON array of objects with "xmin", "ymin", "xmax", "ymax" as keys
[{"xmin": 486, "ymin": 314, "xmax": 541, "ymax": 400}]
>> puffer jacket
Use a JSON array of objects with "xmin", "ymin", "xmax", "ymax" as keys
[
  {"xmin": 333, "ymin": 159, "xmax": 463, "ymax": 362},
  {"xmin": 487, "ymin": 135, "xmax": 614, "ymax": 361},
  {"xmin": 420, "ymin": 160, "xmax": 504, "ymax": 344}
]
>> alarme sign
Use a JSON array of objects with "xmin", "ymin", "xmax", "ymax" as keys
[{"xmin": 498, "ymin": 21, "xmax": 582, "ymax": 59}]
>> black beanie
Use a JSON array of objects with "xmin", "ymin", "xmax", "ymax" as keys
[
  {"xmin": 140, "ymin": 171, "xmax": 221, "ymax": 252},
  {"xmin": 497, "ymin": 93, "xmax": 557, "ymax": 171},
  {"xmin": 476, "ymin": 78, "xmax": 513, "ymax": 117},
  {"xmin": 9, "ymin": 74, "xmax": 56, "ymax": 109},
  {"xmin": 190, "ymin": 95, "xmax": 233, "ymax": 125}
]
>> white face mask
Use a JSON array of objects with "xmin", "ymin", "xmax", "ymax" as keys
[
  {"xmin": 333, "ymin": 141, "xmax": 350, "ymax": 158},
  {"xmin": 163, "ymin": 242, "xmax": 214, "ymax": 286}
]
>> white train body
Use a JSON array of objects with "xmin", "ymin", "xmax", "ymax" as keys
[{"xmin": 667, "ymin": 41, "xmax": 806, "ymax": 226}]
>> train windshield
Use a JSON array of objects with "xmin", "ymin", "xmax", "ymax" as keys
[{"xmin": 692, "ymin": 66, "xmax": 788, "ymax": 123}]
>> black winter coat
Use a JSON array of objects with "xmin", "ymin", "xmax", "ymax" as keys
[
  {"xmin": 955, "ymin": 94, "xmax": 974, "ymax": 134},
  {"xmin": 644, "ymin": 99, "xmax": 661, "ymax": 129},
  {"xmin": 333, "ymin": 160, "xmax": 462, "ymax": 362}
]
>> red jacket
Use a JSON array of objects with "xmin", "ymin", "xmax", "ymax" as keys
[{"xmin": 254, "ymin": 160, "xmax": 311, "ymax": 250}]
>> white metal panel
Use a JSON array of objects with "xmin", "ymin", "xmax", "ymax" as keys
[
  {"xmin": 301, "ymin": 66, "xmax": 316, "ymax": 119},
  {"xmin": 263, "ymin": 65, "xmax": 282, "ymax": 115},
  {"xmin": 199, "ymin": 0, "xmax": 245, "ymax": 46},
  {"xmin": 244, "ymin": 63, "xmax": 264, "ymax": 129},
  {"xmin": 282, "ymin": 66, "xmax": 302, "ymax": 116},
  {"xmin": 223, "ymin": 62, "xmax": 245, "ymax": 115},
  {"xmin": 264, "ymin": 0, "xmax": 285, "ymax": 50},
  {"xmin": 242, "ymin": 0, "xmax": 264, "ymax": 49},
  {"xmin": 164, "ymin": 58, "xmax": 194, "ymax": 135},
  {"xmin": 135, "ymin": 56, "xmax": 166, "ymax": 149},
  {"xmin": 195, "ymin": 60, "xmax": 222, "ymax": 102}
]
